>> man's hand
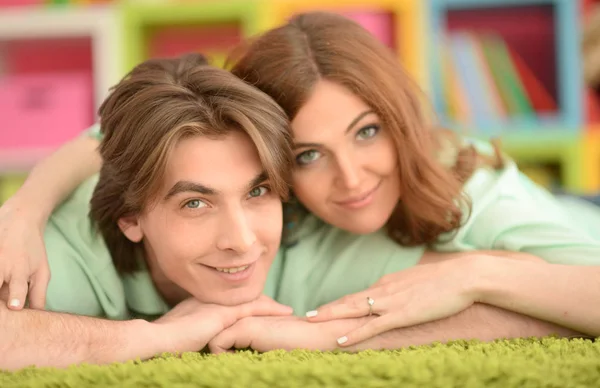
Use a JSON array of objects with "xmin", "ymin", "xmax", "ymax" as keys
[
  {"xmin": 153, "ymin": 295, "xmax": 293, "ymax": 354},
  {"xmin": 208, "ymin": 315, "xmax": 340, "ymax": 354}
]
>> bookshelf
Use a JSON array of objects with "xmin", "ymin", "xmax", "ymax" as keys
[
  {"xmin": 428, "ymin": 0, "xmax": 584, "ymax": 192},
  {"xmin": 0, "ymin": 0, "xmax": 596, "ymax": 202}
]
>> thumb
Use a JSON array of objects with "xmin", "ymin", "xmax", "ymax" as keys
[
  {"xmin": 208, "ymin": 319, "xmax": 255, "ymax": 354},
  {"xmin": 208, "ymin": 326, "xmax": 239, "ymax": 354},
  {"xmin": 237, "ymin": 295, "xmax": 293, "ymax": 319}
]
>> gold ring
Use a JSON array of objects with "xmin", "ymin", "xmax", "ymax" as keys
[{"xmin": 367, "ymin": 297, "xmax": 375, "ymax": 316}]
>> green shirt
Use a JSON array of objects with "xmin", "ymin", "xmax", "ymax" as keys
[
  {"xmin": 270, "ymin": 143, "xmax": 600, "ymax": 313},
  {"xmin": 44, "ymin": 175, "xmax": 169, "ymax": 319},
  {"xmin": 44, "ymin": 128, "xmax": 600, "ymax": 317},
  {"xmin": 44, "ymin": 173, "xmax": 283, "ymax": 319}
]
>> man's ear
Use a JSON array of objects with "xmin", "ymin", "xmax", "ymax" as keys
[{"xmin": 118, "ymin": 215, "xmax": 144, "ymax": 243}]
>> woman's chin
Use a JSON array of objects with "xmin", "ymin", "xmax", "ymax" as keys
[{"xmin": 329, "ymin": 214, "xmax": 390, "ymax": 235}]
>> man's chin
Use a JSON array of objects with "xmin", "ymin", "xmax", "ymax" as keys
[{"xmin": 202, "ymin": 286, "xmax": 263, "ymax": 307}]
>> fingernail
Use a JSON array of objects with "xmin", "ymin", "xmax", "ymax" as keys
[
  {"xmin": 306, "ymin": 310, "xmax": 318, "ymax": 318},
  {"xmin": 9, "ymin": 299, "xmax": 19, "ymax": 308},
  {"xmin": 337, "ymin": 336, "xmax": 348, "ymax": 345}
]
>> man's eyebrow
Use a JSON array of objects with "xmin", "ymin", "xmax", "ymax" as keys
[
  {"xmin": 246, "ymin": 171, "xmax": 268, "ymax": 191},
  {"xmin": 292, "ymin": 142, "xmax": 321, "ymax": 150},
  {"xmin": 345, "ymin": 110, "xmax": 375, "ymax": 134},
  {"xmin": 164, "ymin": 181, "xmax": 218, "ymax": 200},
  {"xmin": 163, "ymin": 171, "xmax": 268, "ymax": 201}
]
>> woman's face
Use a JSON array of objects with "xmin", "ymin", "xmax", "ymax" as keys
[{"xmin": 291, "ymin": 79, "xmax": 401, "ymax": 234}]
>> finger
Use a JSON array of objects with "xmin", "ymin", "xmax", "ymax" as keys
[
  {"xmin": 337, "ymin": 315, "xmax": 399, "ymax": 347},
  {"xmin": 307, "ymin": 295, "xmax": 386, "ymax": 322},
  {"xmin": 310, "ymin": 291, "xmax": 371, "ymax": 313},
  {"xmin": 237, "ymin": 296, "xmax": 293, "ymax": 319},
  {"xmin": 7, "ymin": 276, "xmax": 29, "ymax": 310},
  {"xmin": 208, "ymin": 325, "xmax": 252, "ymax": 354},
  {"xmin": 0, "ymin": 282, "xmax": 8, "ymax": 302},
  {"xmin": 28, "ymin": 268, "xmax": 50, "ymax": 310}
]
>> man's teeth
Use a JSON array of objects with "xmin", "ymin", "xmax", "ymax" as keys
[{"xmin": 215, "ymin": 265, "xmax": 249, "ymax": 274}]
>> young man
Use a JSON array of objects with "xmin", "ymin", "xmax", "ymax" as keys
[{"xmin": 0, "ymin": 54, "xmax": 295, "ymax": 370}]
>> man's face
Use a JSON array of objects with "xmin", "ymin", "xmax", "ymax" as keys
[{"xmin": 120, "ymin": 131, "xmax": 283, "ymax": 306}]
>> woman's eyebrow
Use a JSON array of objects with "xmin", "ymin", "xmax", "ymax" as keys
[{"xmin": 345, "ymin": 110, "xmax": 375, "ymax": 134}]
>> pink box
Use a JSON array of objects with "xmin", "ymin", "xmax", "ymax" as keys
[
  {"xmin": 0, "ymin": 0, "xmax": 42, "ymax": 7},
  {"xmin": 343, "ymin": 11, "xmax": 395, "ymax": 49},
  {"xmin": 0, "ymin": 73, "xmax": 94, "ymax": 151}
]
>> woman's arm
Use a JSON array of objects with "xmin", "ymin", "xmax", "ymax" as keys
[
  {"xmin": 302, "ymin": 252, "xmax": 597, "ymax": 346},
  {"xmin": 9, "ymin": 131, "xmax": 102, "ymax": 222},
  {"xmin": 0, "ymin": 130, "xmax": 101, "ymax": 309}
]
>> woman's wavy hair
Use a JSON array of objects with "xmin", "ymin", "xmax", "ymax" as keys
[{"xmin": 227, "ymin": 12, "xmax": 502, "ymax": 246}]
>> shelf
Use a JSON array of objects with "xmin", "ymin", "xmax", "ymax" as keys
[
  {"xmin": 121, "ymin": 0, "xmax": 262, "ymax": 71},
  {"xmin": 584, "ymin": 129, "xmax": 600, "ymax": 192},
  {"xmin": 429, "ymin": 0, "xmax": 581, "ymax": 132}
]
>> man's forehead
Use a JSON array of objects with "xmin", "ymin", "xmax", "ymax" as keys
[{"xmin": 163, "ymin": 133, "xmax": 265, "ymax": 191}]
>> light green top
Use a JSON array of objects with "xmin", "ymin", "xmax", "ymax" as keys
[
  {"xmin": 43, "ymin": 127, "xmax": 600, "ymax": 318},
  {"xmin": 269, "ymin": 141, "xmax": 600, "ymax": 313},
  {"xmin": 44, "ymin": 175, "xmax": 169, "ymax": 319}
]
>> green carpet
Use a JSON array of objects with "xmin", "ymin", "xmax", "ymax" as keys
[{"xmin": 2, "ymin": 337, "xmax": 600, "ymax": 387}]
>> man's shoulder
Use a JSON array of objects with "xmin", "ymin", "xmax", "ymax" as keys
[{"xmin": 44, "ymin": 175, "xmax": 129, "ymax": 319}]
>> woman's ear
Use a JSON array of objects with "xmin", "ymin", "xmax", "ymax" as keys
[{"xmin": 118, "ymin": 215, "xmax": 144, "ymax": 243}]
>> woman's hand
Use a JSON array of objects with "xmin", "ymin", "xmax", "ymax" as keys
[
  {"xmin": 153, "ymin": 295, "xmax": 294, "ymax": 354},
  {"xmin": 305, "ymin": 255, "xmax": 485, "ymax": 347},
  {"xmin": 0, "ymin": 196, "xmax": 51, "ymax": 310},
  {"xmin": 306, "ymin": 250, "xmax": 546, "ymax": 347}
]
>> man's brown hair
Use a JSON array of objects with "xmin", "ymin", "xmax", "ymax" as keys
[
  {"xmin": 228, "ymin": 12, "xmax": 492, "ymax": 246},
  {"xmin": 90, "ymin": 53, "xmax": 293, "ymax": 273}
]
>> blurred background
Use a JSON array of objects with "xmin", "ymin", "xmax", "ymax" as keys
[{"xmin": 0, "ymin": 0, "xmax": 598, "ymax": 204}]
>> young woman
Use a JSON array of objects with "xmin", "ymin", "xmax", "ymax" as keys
[
  {"xmin": 0, "ymin": 12, "xmax": 597, "ymax": 350},
  {"xmin": 225, "ymin": 12, "xmax": 600, "ymax": 346}
]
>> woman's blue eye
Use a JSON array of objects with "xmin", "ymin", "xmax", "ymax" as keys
[
  {"xmin": 296, "ymin": 150, "xmax": 321, "ymax": 165},
  {"xmin": 357, "ymin": 125, "xmax": 380, "ymax": 140},
  {"xmin": 249, "ymin": 186, "xmax": 269, "ymax": 198},
  {"xmin": 185, "ymin": 199, "xmax": 206, "ymax": 209}
]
